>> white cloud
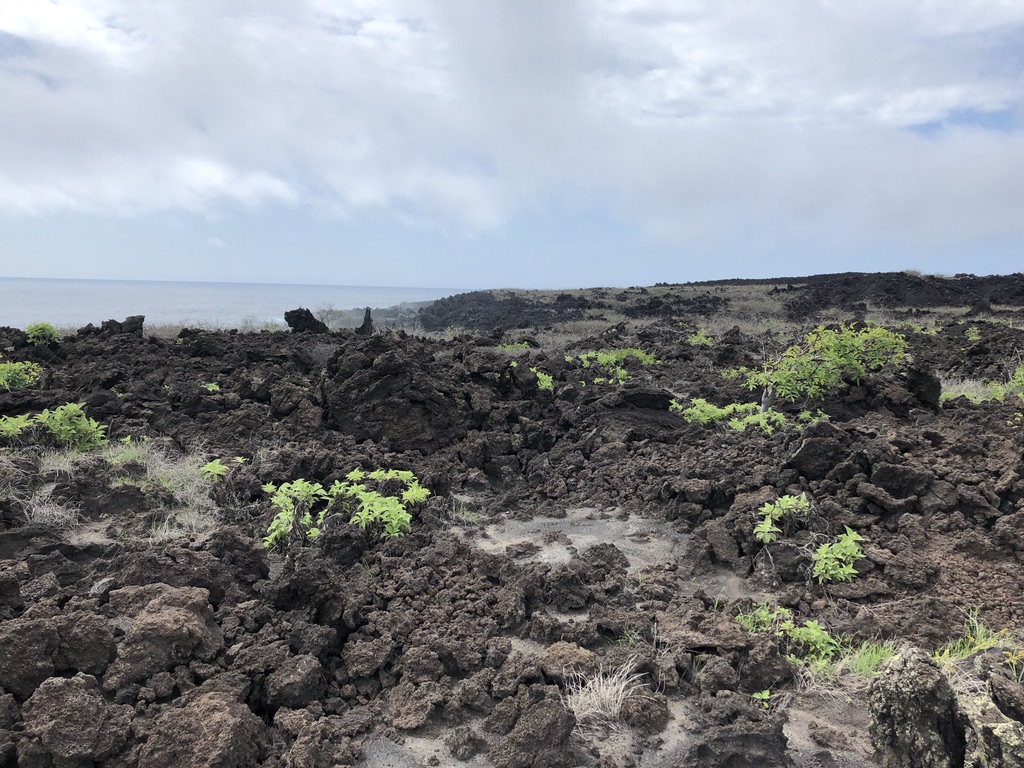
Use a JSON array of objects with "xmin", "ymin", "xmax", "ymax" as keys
[{"xmin": 0, "ymin": 0, "xmax": 1022, "ymax": 258}]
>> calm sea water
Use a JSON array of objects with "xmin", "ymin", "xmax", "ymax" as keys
[{"xmin": 0, "ymin": 277, "xmax": 459, "ymax": 329}]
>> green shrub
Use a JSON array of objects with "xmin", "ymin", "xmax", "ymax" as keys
[
  {"xmin": 687, "ymin": 329, "xmax": 714, "ymax": 347},
  {"xmin": 330, "ymin": 468, "xmax": 430, "ymax": 539},
  {"xmin": 0, "ymin": 413, "xmax": 33, "ymax": 439},
  {"xmin": 811, "ymin": 527, "xmax": 865, "ymax": 583},
  {"xmin": 200, "ymin": 458, "xmax": 229, "ymax": 481},
  {"xmin": 568, "ymin": 348, "xmax": 659, "ymax": 385},
  {"xmin": 262, "ymin": 468, "xmax": 430, "ymax": 549},
  {"xmin": 531, "ymin": 367, "xmax": 554, "ymax": 392},
  {"xmin": 262, "ymin": 479, "xmax": 330, "ymax": 549},
  {"xmin": 730, "ymin": 324, "xmax": 907, "ymax": 404},
  {"xmin": 753, "ymin": 493, "xmax": 810, "ymax": 544},
  {"xmin": 736, "ymin": 602, "xmax": 840, "ymax": 662},
  {"xmin": 670, "ymin": 398, "xmax": 786, "ymax": 434},
  {"xmin": 34, "ymin": 403, "xmax": 107, "ymax": 450},
  {"xmin": 26, "ymin": 322, "xmax": 60, "ymax": 346},
  {"xmin": 0, "ymin": 359, "xmax": 42, "ymax": 391}
]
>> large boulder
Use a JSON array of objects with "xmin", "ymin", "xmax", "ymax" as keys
[
  {"xmin": 868, "ymin": 647, "xmax": 1024, "ymax": 767},
  {"xmin": 137, "ymin": 691, "xmax": 265, "ymax": 768},
  {"xmin": 103, "ymin": 584, "xmax": 223, "ymax": 690},
  {"xmin": 21, "ymin": 673, "xmax": 132, "ymax": 764}
]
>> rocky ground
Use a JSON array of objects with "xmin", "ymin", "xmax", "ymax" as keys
[{"xmin": 2, "ymin": 271, "xmax": 1024, "ymax": 767}]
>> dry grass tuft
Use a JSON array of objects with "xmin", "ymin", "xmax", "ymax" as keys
[{"xmin": 562, "ymin": 657, "xmax": 647, "ymax": 736}]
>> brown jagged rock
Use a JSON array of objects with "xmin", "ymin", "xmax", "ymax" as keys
[
  {"xmin": 21, "ymin": 673, "xmax": 132, "ymax": 764},
  {"xmin": 136, "ymin": 691, "xmax": 265, "ymax": 768}
]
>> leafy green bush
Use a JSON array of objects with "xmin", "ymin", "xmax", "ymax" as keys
[
  {"xmin": 811, "ymin": 527, "xmax": 865, "ymax": 583},
  {"xmin": 0, "ymin": 359, "xmax": 42, "ymax": 391},
  {"xmin": 753, "ymin": 493, "xmax": 810, "ymax": 544},
  {"xmin": 26, "ymin": 322, "xmax": 60, "ymax": 346},
  {"xmin": 34, "ymin": 403, "xmax": 107, "ymax": 450},
  {"xmin": 200, "ymin": 458, "xmax": 229, "ymax": 481},
  {"xmin": 730, "ymin": 324, "xmax": 907, "ymax": 403},
  {"xmin": 0, "ymin": 413, "xmax": 32, "ymax": 439},
  {"xmin": 262, "ymin": 479, "xmax": 330, "ymax": 549},
  {"xmin": 568, "ymin": 348, "xmax": 659, "ymax": 385},
  {"xmin": 670, "ymin": 398, "xmax": 787, "ymax": 434},
  {"xmin": 262, "ymin": 468, "xmax": 430, "ymax": 549},
  {"xmin": 530, "ymin": 367, "xmax": 554, "ymax": 392},
  {"xmin": 330, "ymin": 468, "xmax": 430, "ymax": 539},
  {"xmin": 687, "ymin": 329, "xmax": 714, "ymax": 347},
  {"xmin": 736, "ymin": 603, "xmax": 840, "ymax": 662}
]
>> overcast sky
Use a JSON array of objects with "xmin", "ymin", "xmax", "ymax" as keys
[{"xmin": 1, "ymin": 1, "xmax": 1022, "ymax": 289}]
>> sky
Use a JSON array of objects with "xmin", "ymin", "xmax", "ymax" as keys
[{"xmin": 1, "ymin": 1, "xmax": 1023, "ymax": 290}]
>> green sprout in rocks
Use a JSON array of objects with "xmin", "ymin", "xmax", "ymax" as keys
[
  {"xmin": 567, "ymin": 348, "xmax": 659, "ymax": 385},
  {"xmin": 330, "ymin": 468, "xmax": 430, "ymax": 539},
  {"xmin": 531, "ymin": 367, "xmax": 554, "ymax": 392},
  {"xmin": 736, "ymin": 603, "xmax": 840, "ymax": 663},
  {"xmin": 262, "ymin": 468, "xmax": 431, "ymax": 549},
  {"xmin": 811, "ymin": 527, "xmax": 865, "ymax": 584},
  {"xmin": 26, "ymin": 322, "xmax": 60, "ymax": 346},
  {"xmin": 729, "ymin": 324, "xmax": 907, "ymax": 410},
  {"xmin": 0, "ymin": 359, "xmax": 42, "ymax": 391},
  {"xmin": 200, "ymin": 458, "xmax": 229, "ymax": 481},
  {"xmin": 965, "ymin": 325, "xmax": 982, "ymax": 343},
  {"xmin": 754, "ymin": 493, "xmax": 810, "ymax": 544},
  {"xmin": 751, "ymin": 690, "xmax": 771, "ymax": 709},
  {"xmin": 262, "ymin": 479, "xmax": 330, "ymax": 549},
  {"xmin": 0, "ymin": 413, "xmax": 33, "ymax": 439},
  {"xmin": 934, "ymin": 609, "xmax": 1011, "ymax": 669},
  {"xmin": 203, "ymin": 382, "xmax": 221, "ymax": 393},
  {"xmin": 687, "ymin": 329, "xmax": 714, "ymax": 347},
  {"xmin": 34, "ymin": 403, "xmax": 107, "ymax": 451},
  {"xmin": 496, "ymin": 341, "xmax": 531, "ymax": 353},
  {"xmin": 670, "ymin": 398, "xmax": 787, "ymax": 434}
]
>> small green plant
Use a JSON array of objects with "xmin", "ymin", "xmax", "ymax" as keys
[
  {"xmin": 34, "ymin": 403, "xmax": 107, "ymax": 450},
  {"xmin": 203, "ymin": 382, "xmax": 220, "ymax": 393},
  {"xmin": 842, "ymin": 640, "xmax": 897, "ymax": 680},
  {"xmin": 934, "ymin": 609, "xmax": 1011, "ymax": 668},
  {"xmin": 330, "ymin": 468, "xmax": 430, "ymax": 539},
  {"xmin": 779, "ymin": 618, "xmax": 841, "ymax": 661},
  {"xmin": 568, "ymin": 348, "xmax": 659, "ymax": 385},
  {"xmin": 670, "ymin": 398, "xmax": 787, "ymax": 434},
  {"xmin": 736, "ymin": 603, "xmax": 793, "ymax": 633},
  {"xmin": 753, "ymin": 493, "xmax": 810, "ymax": 544},
  {"xmin": 1001, "ymin": 648, "xmax": 1024, "ymax": 684},
  {"xmin": 811, "ymin": 527, "xmax": 865, "ymax": 584},
  {"xmin": 0, "ymin": 359, "xmax": 42, "ymax": 391},
  {"xmin": 233, "ymin": 456, "xmax": 248, "ymax": 464},
  {"xmin": 496, "ymin": 341, "xmax": 531, "ymax": 353},
  {"xmin": 618, "ymin": 627, "xmax": 640, "ymax": 647},
  {"xmin": 941, "ymin": 363, "xmax": 1024, "ymax": 404},
  {"xmin": 965, "ymin": 325, "xmax": 982, "ymax": 342},
  {"xmin": 200, "ymin": 458, "xmax": 229, "ymax": 481},
  {"xmin": 25, "ymin": 322, "xmax": 60, "ymax": 346},
  {"xmin": 730, "ymin": 324, "xmax": 907, "ymax": 407},
  {"xmin": 738, "ymin": 603, "xmax": 840, "ymax": 663},
  {"xmin": 262, "ymin": 479, "xmax": 330, "ymax": 548},
  {"xmin": 687, "ymin": 329, "xmax": 714, "ymax": 347},
  {"xmin": 262, "ymin": 468, "xmax": 431, "ymax": 549},
  {"xmin": 531, "ymin": 367, "xmax": 554, "ymax": 392},
  {"xmin": 0, "ymin": 413, "xmax": 33, "ymax": 439},
  {"xmin": 751, "ymin": 689, "xmax": 771, "ymax": 709}
]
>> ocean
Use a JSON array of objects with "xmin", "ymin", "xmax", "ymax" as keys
[{"xmin": 0, "ymin": 277, "xmax": 459, "ymax": 330}]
